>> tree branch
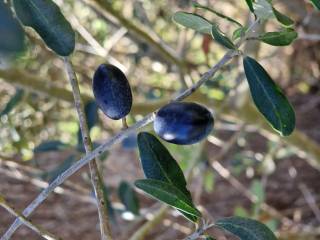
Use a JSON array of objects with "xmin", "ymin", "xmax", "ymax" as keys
[
  {"xmin": 0, "ymin": 195, "xmax": 62, "ymax": 240},
  {"xmin": 63, "ymin": 57, "xmax": 113, "ymax": 240}
]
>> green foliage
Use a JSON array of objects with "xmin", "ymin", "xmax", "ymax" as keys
[
  {"xmin": 193, "ymin": 2, "xmax": 242, "ymax": 27},
  {"xmin": 137, "ymin": 132, "xmax": 199, "ymax": 221},
  {"xmin": 216, "ymin": 217, "xmax": 277, "ymax": 240},
  {"xmin": 232, "ymin": 27, "xmax": 247, "ymax": 40},
  {"xmin": 135, "ymin": 179, "xmax": 201, "ymax": 219},
  {"xmin": 310, "ymin": 0, "xmax": 320, "ymax": 10},
  {"xmin": 0, "ymin": 1, "xmax": 25, "ymax": 55},
  {"xmin": 272, "ymin": 7, "xmax": 294, "ymax": 27},
  {"xmin": 243, "ymin": 56, "xmax": 295, "ymax": 136},
  {"xmin": 137, "ymin": 132, "xmax": 191, "ymax": 199},
  {"xmin": 118, "ymin": 181, "xmax": 140, "ymax": 215},
  {"xmin": 211, "ymin": 25, "xmax": 236, "ymax": 49},
  {"xmin": 0, "ymin": 89, "xmax": 24, "ymax": 117},
  {"xmin": 258, "ymin": 29, "xmax": 298, "ymax": 46},
  {"xmin": 253, "ymin": 0, "xmax": 274, "ymax": 20},
  {"xmin": 34, "ymin": 140, "xmax": 69, "ymax": 153},
  {"xmin": 172, "ymin": 11, "xmax": 212, "ymax": 34},
  {"xmin": 13, "ymin": 0, "xmax": 75, "ymax": 56},
  {"xmin": 245, "ymin": 0, "xmax": 255, "ymax": 13}
]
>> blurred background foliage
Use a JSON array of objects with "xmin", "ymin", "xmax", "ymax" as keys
[{"xmin": 0, "ymin": 0, "xmax": 320, "ymax": 239}]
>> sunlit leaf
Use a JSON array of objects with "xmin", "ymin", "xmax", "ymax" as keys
[
  {"xmin": 258, "ymin": 29, "xmax": 298, "ymax": 46},
  {"xmin": 173, "ymin": 11, "xmax": 212, "ymax": 34},
  {"xmin": 243, "ymin": 56, "xmax": 295, "ymax": 136},
  {"xmin": 13, "ymin": 0, "xmax": 75, "ymax": 56},
  {"xmin": 253, "ymin": 0, "xmax": 274, "ymax": 20},
  {"xmin": 135, "ymin": 179, "xmax": 201, "ymax": 218},
  {"xmin": 216, "ymin": 217, "xmax": 277, "ymax": 240}
]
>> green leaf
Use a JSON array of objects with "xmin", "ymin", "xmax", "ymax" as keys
[
  {"xmin": 172, "ymin": 11, "xmax": 212, "ymax": 34},
  {"xmin": 13, "ymin": 0, "xmax": 75, "ymax": 56},
  {"xmin": 137, "ymin": 132, "xmax": 192, "ymax": 200},
  {"xmin": 118, "ymin": 181, "xmax": 140, "ymax": 215},
  {"xmin": 310, "ymin": 0, "xmax": 320, "ymax": 10},
  {"xmin": 245, "ymin": 0, "xmax": 255, "ymax": 13},
  {"xmin": 0, "ymin": 2, "xmax": 26, "ymax": 55},
  {"xmin": 216, "ymin": 217, "xmax": 277, "ymax": 240},
  {"xmin": 258, "ymin": 29, "xmax": 298, "ymax": 46},
  {"xmin": 193, "ymin": 2, "xmax": 242, "ymax": 27},
  {"xmin": 135, "ymin": 179, "xmax": 201, "ymax": 218},
  {"xmin": 232, "ymin": 27, "xmax": 247, "ymax": 40},
  {"xmin": 0, "ymin": 89, "xmax": 24, "ymax": 117},
  {"xmin": 253, "ymin": 0, "xmax": 274, "ymax": 20},
  {"xmin": 272, "ymin": 7, "xmax": 294, "ymax": 27},
  {"xmin": 34, "ymin": 140, "xmax": 69, "ymax": 153},
  {"xmin": 211, "ymin": 25, "xmax": 236, "ymax": 49},
  {"xmin": 243, "ymin": 56, "xmax": 295, "ymax": 136}
]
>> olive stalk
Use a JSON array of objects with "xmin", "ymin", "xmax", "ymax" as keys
[
  {"xmin": 1, "ymin": 19, "xmax": 260, "ymax": 240},
  {"xmin": 63, "ymin": 57, "xmax": 113, "ymax": 240}
]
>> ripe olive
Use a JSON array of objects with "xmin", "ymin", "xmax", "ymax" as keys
[
  {"xmin": 154, "ymin": 102, "xmax": 214, "ymax": 145},
  {"xmin": 93, "ymin": 64, "xmax": 132, "ymax": 120}
]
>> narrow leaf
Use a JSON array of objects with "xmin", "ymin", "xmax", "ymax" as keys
[
  {"xmin": 0, "ymin": 89, "xmax": 24, "ymax": 116},
  {"xmin": 245, "ymin": 0, "xmax": 255, "ymax": 13},
  {"xmin": 232, "ymin": 27, "xmax": 247, "ymax": 40},
  {"xmin": 137, "ymin": 132, "xmax": 192, "ymax": 200},
  {"xmin": 0, "ymin": 1, "xmax": 25, "ymax": 54},
  {"xmin": 243, "ymin": 56, "xmax": 295, "ymax": 136},
  {"xmin": 118, "ymin": 181, "xmax": 140, "ymax": 215},
  {"xmin": 310, "ymin": 0, "xmax": 320, "ymax": 10},
  {"xmin": 253, "ymin": 0, "xmax": 274, "ymax": 20},
  {"xmin": 211, "ymin": 25, "xmax": 236, "ymax": 49},
  {"xmin": 216, "ymin": 217, "xmax": 277, "ymax": 240},
  {"xmin": 135, "ymin": 179, "xmax": 201, "ymax": 218},
  {"xmin": 13, "ymin": 0, "xmax": 75, "ymax": 56},
  {"xmin": 258, "ymin": 29, "xmax": 298, "ymax": 46},
  {"xmin": 173, "ymin": 11, "xmax": 212, "ymax": 34},
  {"xmin": 193, "ymin": 2, "xmax": 242, "ymax": 27},
  {"xmin": 34, "ymin": 140, "xmax": 69, "ymax": 153},
  {"xmin": 272, "ymin": 7, "xmax": 294, "ymax": 27}
]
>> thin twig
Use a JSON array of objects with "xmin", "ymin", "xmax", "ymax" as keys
[
  {"xmin": 299, "ymin": 183, "xmax": 320, "ymax": 223},
  {"xmin": 63, "ymin": 57, "xmax": 113, "ymax": 240},
  {"xmin": 1, "ymin": 20, "xmax": 259, "ymax": 240},
  {"xmin": 0, "ymin": 196, "xmax": 61, "ymax": 240}
]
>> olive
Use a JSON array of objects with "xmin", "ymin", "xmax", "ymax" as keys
[
  {"xmin": 154, "ymin": 102, "xmax": 214, "ymax": 145},
  {"xmin": 93, "ymin": 64, "xmax": 132, "ymax": 120}
]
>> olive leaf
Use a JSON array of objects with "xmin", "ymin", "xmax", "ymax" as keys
[
  {"xmin": 135, "ymin": 179, "xmax": 201, "ymax": 218},
  {"xmin": 193, "ymin": 2, "xmax": 242, "ymax": 27},
  {"xmin": 310, "ymin": 0, "xmax": 320, "ymax": 10},
  {"xmin": 245, "ymin": 0, "xmax": 255, "ymax": 13},
  {"xmin": 272, "ymin": 7, "xmax": 294, "ymax": 27},
  {"xmin": 172, "ymin": 11, "xmax": 212, "ymax": 34},
  {"xmin": 137, "ymin": 132, "xmax": 199, "ymax": 222},
  {"xmin": 118, "ymin": 181, "xmax": 140, "ymax": 215},
  {"xmin": 13, "ymin": 0, "xmax": 75, "ymax": 56},
  {"xmin": 137, "ymin": 132, "xmax": 192, "ymax": 200},
  {"xmin": 243, "ymin": 56, "xmax": 295, "ymax": 136},
  {"xmin": 232, "ymin": 27, "xmax": 247, "ymax": 40},
  {"xmin": 258, "ymin": 29, "xmax": 298, "ymax": 46},
  {"xmin": 253, "ymin": 0, "xmax": 274, "ymax": 20},
  {"xmin": 211, "ymin": 25, "xmax": 236, "ymax": 49},
  {"xmin": 34, "ymin": 140, "xmax": 69, "ymax": 153},
  {"xmin": 216, "ymin": 217, "xmax": 277, "ymax": 240},
  {"xmin": 0, "ymin": 1, "xmax": 25, "ymax": 54},
  {"xmin": 0, "ymin": 89, "xmax": 24, "ymax": 117}
]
